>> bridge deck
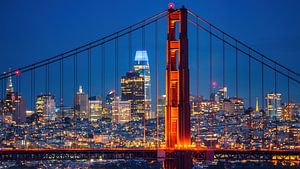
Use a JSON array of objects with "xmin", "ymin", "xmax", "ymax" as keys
[{"xmin": 1, "ymin": 148, "xmax": 300, "ymax": 161}]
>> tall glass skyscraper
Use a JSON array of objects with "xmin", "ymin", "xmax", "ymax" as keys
[
  {"xmin": 133, "ymin": 50, "xmax": 152, "ymax": 119},
  {"xmin": 266, "ymin": 93, "xmax": 282, "ymax": 119}
]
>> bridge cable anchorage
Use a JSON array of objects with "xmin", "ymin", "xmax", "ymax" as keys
[
  {"xmin": 209, "ymin": 25, "xmax": 213, "ymax": 148},
  {"xmin": 187, "ymin": 9, "xmax": 300, "ymax": 78},
  {"xmin": 0, "ymin": 10, "xmax": 169, "ymax": 81},
  {"xmin": 154, "ymin": 20, "xmax": 159, "ymax": 148},
  {"xmin": 187, "ymin": 18, "xmax": 300, "ymax": 85}
]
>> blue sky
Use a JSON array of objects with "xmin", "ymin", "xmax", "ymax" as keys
[{"xmin": 1, "ymin": 0, "xmax": 300, "ymax": 108}]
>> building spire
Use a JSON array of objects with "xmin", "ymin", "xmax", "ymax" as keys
[
  {"xmin": 6, "ymin": 68, "xmax": 14, "ymax": 94},
  {"xmin": 78, "ymin": 85, "xmax": 83, "ymax": 94},
  {"xmin": 255, "ymin": 97, "xmax": 259, "ymax": 112}
]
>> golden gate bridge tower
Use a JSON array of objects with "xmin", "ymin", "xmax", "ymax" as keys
[
  {"xmin": 164, "ymin": 5, "xmax": 192, "ymax": 169},
  {"xmin": 165, "ymin": 5, "xmax": 191, "ymax": 149}
]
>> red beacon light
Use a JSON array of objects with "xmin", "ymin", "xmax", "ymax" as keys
[
  {"xmin": 168, "ymin": 2, "xmax": 175, "ymax": 9},
  {"xmin": 15, "ymin": 70, "xmax": 21, "ymax": 75},
  {"xmin": 212, "ymin": 81, "xmax": 217, "ymax": 88}
]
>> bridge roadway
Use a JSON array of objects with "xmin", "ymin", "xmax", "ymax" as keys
[{"xmin": 1, "ymin": 148, "xmax": 300, "ymax": 162}]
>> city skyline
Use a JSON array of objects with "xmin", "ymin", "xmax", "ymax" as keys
[
  {"xmin": 0, "ymin": 2, "xmax": 300, "ymax": 168},
  {"xmin": 1, "ymin": 1, "xmax": 300, "ymax": 108}
]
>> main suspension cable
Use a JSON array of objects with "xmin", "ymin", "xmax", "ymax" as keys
[
  {"xmin": 188, "ymin": 10, "xmax": 300, "ymax": 79},
  {"xmin": 188, "ymin": 19, "xmax": 300, "ymax": 85}
]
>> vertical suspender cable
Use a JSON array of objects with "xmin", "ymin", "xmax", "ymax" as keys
[
  {"xmin": 274, "ymin": 63, "xmax": 278, "ymax": 147},
  {"xmin": 274, "ymin": 64, "xmax": 277, "ymax": 94},
  {"xmin": 115, "ymin": 35, "xmax": 119, "ymax": 147},
  {"xmin": 61, "ymin": 57, "xmax": 64, "ymax": 112},
  {"xmin": 248, "ymin": 49, "xmax": 253, "ymax": 143},
  {"xmin": 249, "ymin": 49, "xmax": 252, "ymax": 107},
  {"xmin": 196, "ymin": 18, "xmax": 200, "ymax": 146},
  {"xmin": 114, "ymin": 35, "xmax": 119, "ymax": 143},
  {"xmin": 1, "ymin": 78, "xmax": 3, "ymax": 125},
  {"xmin": 261, "ymin": 57, "xmax": 264, "ymax": 110},
  {"xmin": 44, "ymin": 64, "xmax": 47, "ymax": 120},
  {"xmin": 128, "ymin": 26, "xmax": 132, "ymax": 70},
  {"xmin": 287, "ymin": 72, "xmax": 290, "ymax": 147},
  {"xmin": 47, "ymin": 62, "xmax": 50, "ymax": 120},
  {"xmin": 33, "ymin": 67, "xmax": 36, "ymax": 122},
  {"xmin": 60, "ymin": 55, "xmax": 63, "ymax": 147},
  {"xmin": 1, "ymin": 77, "xmax": 4, "ymax": 125},
  {"xmin": 235, "ymin": 40, "xmax": 238, "ymax": 97},
  {"xmin": 115, "ymin": 36, "xmax": 118, "ymax": 97},
  {"xmin": 101, "ymin": 45, "xmax": 105, "ymax": 121},
  {"xmin": 88, "ymin": 48, "xmax": 92, "ymax": 147},
  {"xmin": 142, "ymin": 23, "xmax": 146, "ymax": 146},
  {"xmin": 73, "ymin": 50, "xmax": 78, "ymax": 146},
  {"xmin": 17, "ymin": 74, "xmax": 20, "ymax": 126},
  {"xmin": 288, "ymin": 72, "xmax": 290, "ymax": 113},
  {"xmin": 45, "ymin": 65, "xmax": 47, "ymax": 94},
  {"xmin": 155, "ymin": 20, "xmax": 159, "ymax": 148},
  {"xmin": 30, "ymin": 69, "xmax": 33, "ymax": 111},
  {"xmin": 261, "ymin": 57, "xmax": 265, "ymax": 148},
  {"xmin": 1, "ymin": 77, "xmax": 2, "ymax": 99},
  {"xmin": 209, "ymin": 25, "xmax": 213, "ymax": 148},
  {"xmin": 222, "ymin": 33, "xmax": 225, "ymax": 88},
  {"xmin": 275, "ymin": 63, "xmax": 278, "ymax": 144},
  {"xmin": 222, "ymin": 33, "xmax": 226, "ymax": 148},
  {"xmin": 88, "ymin": 48, "xmax": 92, "ymax": 121}
]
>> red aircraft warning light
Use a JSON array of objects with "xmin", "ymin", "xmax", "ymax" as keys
[
  {"xmin": 212, "ymin": 81, "xmax": 217, "ymax": 88},
  {"xmin": 15, "ymin": 70, "xmax": 21, "ymax": 75},
  {"xmin": 168, "ymin": 2, "xmax": 175, "ymax": 9}
]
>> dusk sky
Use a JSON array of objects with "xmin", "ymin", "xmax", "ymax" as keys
[{"xmin": 1, "ymin": 0, "xmax": 300, "ymax": 107}]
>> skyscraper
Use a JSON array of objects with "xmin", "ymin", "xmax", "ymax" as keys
[
  {"xmin": 133, "ymin": 50, "xmax": 152, "ymax": 119},
  {"xmin": 112, "ymin": 96, "xmax": 131, "ymax": 123},
  {"xmin": 121, "ymin": 71, "xmax": 144, "ymax": 121},
  {"xmin": 3, "ymin": 70, "xmax": 26, "ymax": 124},
  {"xmin": 89, "ymin": 96, "xmax": 102, "ymax": 122},
  {"xmin": 36, "ymin": 94, "xmax": 56, "ymax": 121},
  {"xmin": 266, "ymin": 93, "xmax": 282, "ymax": 118},
  {"xmin": 74, "ymin": 85, "xmax": 89, "ymax": 120},
  {"xmin": 104, "ymin": 90, "xmax": 116, "ymax": 121}
]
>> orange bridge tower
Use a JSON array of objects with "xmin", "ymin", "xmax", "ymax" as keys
[{"xmin": 165, "ymin": 6, "xmax": 191, "ymax": 148}]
